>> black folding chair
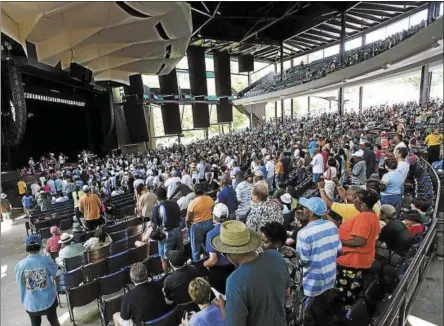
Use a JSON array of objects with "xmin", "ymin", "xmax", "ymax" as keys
[
  {"xmin": 99, "ymin": 267, "xmax": 128, "ymax": 297},
  {"xmin": 66, "ymin": 280, "xmax": 100, "ymax": 326},
  {"xmin": 73, "ymin": 232, "xmax": 86, "ymax": 243},
  {"xmin": 84, "ymin": 231, "xmax": 95, "ymax": 242},
  {"xmin": 144, "ymin": 306, "xmax": 180, "ymax": 325},
  {"xmin": 64, "ymin": 254, "xmax": 87, "ymax": 272},
  {"xmin": 56, "ymin": 267, "xmax": 83, "ymax": 308},
  {"xmin": 127, "ymin": 224, "xmax": 144, "ymax": 237},
  {"xmin": 109, "ymin": 229, "xmax": 127, "ymax": 242},
  {"xmin": 107, "ymin": 251, "xmax": 129, "ymax": 274},
  {"xmin": 143, "ymin": 255, "xmax": 164, "ymax": 277},
  {"xmin": 59, "ymin": 218, "xmax": 74, "ymax": 231},
  {"xmin": 98, "ymin": 293, "xmax": 124, "ymax": 326},
  {"xmin": 82, "ymin": 259, "xmax": 108, "ymax": 283},
  {"xmin": 39, "ymin": 227, "xmax": 53, "ymax": 241},
  {"xmin": 128, "ymin": 244, "xmax": 149, "ymax": 265},
  {"xmin": 87, "ymin": 245, "xmax": 110, "ymax": 264},
  {"xmin": 148, "ymin": 241, "xmax": 159, "ymax": 256},
  {"xmin": 110, "ymin": 239, "xmax": 128, "ymax": 255},
  {"xmin": 347, "ymin": 298, "xmax": 370, "ymax": 326},
  {"xmin": 127, "ymin": 233, "xmax": 143, "ymax": 249}
]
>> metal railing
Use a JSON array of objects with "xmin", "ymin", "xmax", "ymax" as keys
[{"xmin": 375, "ymin": 157, "xmax": 441, "ymax": 326}]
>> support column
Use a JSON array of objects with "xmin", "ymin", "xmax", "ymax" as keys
[
  {"xmin": 290, "ymin": 60, "xmax": 294, "ymax": 119},
  {"xmin": 358, "ymin": 86, "xmax": 363, "ymax": 113},
  {"xmin": 419, "ymin": 64, "xmax": 431, "ymax": 106},
  {"xmin": 249, "ymin": 110, "xmax": 253, "ymax": 130},
  {"xmin": 307, "ymin": 96, "xmax": 311, "ymax": 117},
  {"xmin": 339, "ymin": 12, "xmax": 346, "ymax": 67},
  {"xmin": 247, "ymin": 71, "xmax": 251, "ymax": 86},
  {"xmin": 338, "ymin": 88, "xmax": 344, "ymax": 115},
  {"xmin": 275, "ymin": 101, "xmax": 278, "ymax": 119},
  {"xmin": 280, "ymin": 43, "xmax": 284, "ymax": 122},
  {"xmin": 204, "ymin": 129, "xmax": 209, "ymax": 140}
]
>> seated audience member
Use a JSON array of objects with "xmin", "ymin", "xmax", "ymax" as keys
[
  {"xmin": 280, "ymin": 193, "xmax": 294, "ymax": 229},
  {"xmin": 378, "ymin": 205, "xmax": 411, "ymax": 256},
  {"xmin": 296, "ymin": 197, "xmax": 341, "ymax": 326},
  {"xmin": 55, "ymin": 233, "xmax": 85, "ymax": 267},
  {"xmin": 181, "ymin": 277, "xmax": 225, "ymax": 326},
  {"xmin": 260, "ymin": 222, "xmax": 300, "ymax": 326},
  {"xmin": 403, "ymin": 210, "xmax": 425, "ymax": 237},
  {"xmin": 285, "ymin": 186, "xmax": 299, "ymax": 210},
  {"xmin": 113, "ymin": 263, "xmax": 168, "ymax": 326},
  {"xmin": 83, "ymin": 225, "xmax": 112, "ymax": 251},
  {"xmin": 216, "ymin": 178, "xmax": 238, "ymax": 220},
  {"xmin": 272, "ymin": 182, "xmax": 286, "ymax": 199},
  {"xmin": 380, "ymin": 158, "xmax": 404, "ymax": 209},
  {"xmin": 45, "ymin": 226, "xmax": 62, "ymax": 254},
  {"xmin": 246, "ymin": 181, "xmax": 283, "ymax": 233},
  {"xmin": 136, "ymin": 184, "xmax": 157, "ymax": 220},
  {"xmin": 336, "ymin": 188, "xmax": 380, "ymax": 310},
  {"xmin": 286, "ymin": 210, "xmax": 309, "ymax": 246},
  {"xmin": 411, "ymin": 197, "xmax": 432, "ymax": 224},
  {"xmin": 163, "ymin": 250, "xmax": 200, "ymax": 305},
  {"xmin": 211, "ymin": 220, "xmax": 290, "ymax": 326},
  {"xmin": 203, "ymin": 203, "xmax": 235, "ymax": 294},
  {"xmin": 322, "ymin": 158, "xmax": 337, "ymax": 199}
]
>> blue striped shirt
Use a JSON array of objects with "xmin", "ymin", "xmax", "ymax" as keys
[{"xmin": 296, "ymin": 219, "xmax": 341, "ymax": 297}]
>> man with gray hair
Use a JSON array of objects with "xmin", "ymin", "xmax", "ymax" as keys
[{"xmin": 113, "ymin": 263, "xmax": 168, "ymax": 326}]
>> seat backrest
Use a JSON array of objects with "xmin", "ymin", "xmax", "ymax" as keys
[
  {"xmin": 125, "ymin": 217, "xmax": 141, "ymax": 228},
  {"xmin": 73, "ymin": 232, "xmax": 86, "ymax": 244},
  {"xmin": 127, "ymin": 224, "xmax": 144, "ymax": 237},
  {"xmin": 39, "ymin": 227, "xmax": 53, "ymax": 240},
  {"xmin": 347, "ymin": 298, "xmax": 369, "ymax": 326},
  {"xmin": 102, "ymin": 293, "xmax": 124, "ymax": 323},
  {"xmin": 107, "ymin": 251, "xmax": 129, "ymax": 274},
  {"xmin": 110, "ymin": 239, "xmax": 128, "ymax": 255},
  {"xmin": 143, "ymin": 255, "xmax": 163, "ymax": 276},
  {"xmin": 68, "ymin": 280, "xmax": 100, "ymax": 308},
  {"xmin": 110, "ymin": 229, "xmax": 127, "ymax": 242},
  {"xmin": 364, "ymin": 279, "xmax": 383, "ymax": 304},
  {"xmin": 59, "ymin": 218, "xmax": 73, "ymax": 231},
  {"xmin": 87, "ymin": 245, "xmax": 110, "ymax": 264},
  {"xmin": 104, "ymin": 223, "xmax": 124, "ymax": 234},
  {"xmin": 127, "ymin": 233, "xmax": 143, "ymax": 249},
  {"xmin": 84, "ymin": 231, "xmax": 95, "ymax": 242},
  {"xmin": 64, "ymin": 254, "xmax": 87, "ymax": 272},
  {"xmin": 82, "ymin": 259, "xmax": 108, "ymax": 283},
  {"xmin": 177, "ymin": 301, "xmax": 199, "ymax": 317},
  {"xmin": 148, "ymin": 241, "xmax": 159, "ymax": 256},
  {"xmin": 128, "ymin": 244, "xmax": 148, "ymax": 265},
  {"xmin": 50, "ymin": 251, "xmax": 59, "ymax": 262},
  {"xmin": 144, "ymin": 306, "xmax": 180, "ymax": 325},
  {"xmin": 99, "ymin": 267, "xmax": 128, "ymax": 296},
  {"xmin": 56, "ymin": 267, "xmax": 83, "ymax": 292}
]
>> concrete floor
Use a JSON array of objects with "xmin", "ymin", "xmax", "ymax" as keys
[{"xmin": 2, "ymin": 217, "xmax": 443, "ymax": 326}]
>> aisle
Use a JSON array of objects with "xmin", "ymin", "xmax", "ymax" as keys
[{"xmin": 0, "ymin": 219, "xmax": 101, "ymax": 326}]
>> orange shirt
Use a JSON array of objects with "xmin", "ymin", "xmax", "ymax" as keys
[
  {"xmin": 188, "ymin": 195, "xmax": 214, "ymax": 224},
  {"xmin": 274, "ymin": 161, "xmax": 283, "ymax": 175},
  {"xmin": 79, "ymin": 193, "xmax": 101, "ymax": 220},
  {"xmin": 337, "ymin": 211, "xmax": 380, "ymax": 269}
]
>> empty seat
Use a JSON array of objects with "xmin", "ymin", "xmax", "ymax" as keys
[
  {"xmin": 110, "ymin": 230, "xmax": 127, "ymax": 242},
  {"xmin": 59, "ymin": 218, "xmax": 73, "ymax": 231},
  {"xmin": 39, "ymin": 227, "xmax": 52, "ymax": 240},
  {"xmin": 73, "ymin": 232, "xmax": 86, "ymax": 244},
  {"xmin": 128, "ymin": 244, "xmax": 148, "ymax": 265},
  {"xmin": 87, "ymin": 245, "xmax": 110, "ymax": 264},
  {"xmin": 82, "ymin": 259, "xmax": 108, "ymax": 283},
  {"xmin": 67, "ymin": 280, "xmax": 100, "ymax": 326},
  {"xmin": 64, "ymin": 254, "xmax": 87, "ymax": 272},
  {"xmin": 127, "ymin": 224, "xmax": 144, "ymax": 237},
  {"xmin": 99, "ymin": 267, "xmax": 128, "ymax": 297},
  {"xmin": 143, "ymin": 255, "xmax": 163, "ymax": 276},
  {"xmin": 110, "ymin": 239, "xmax": 128, "ymax": 255},
  {"xmin": 56, "ymin": 267, "xmax": 83, "ymax": 307},
  {"xmin": 99, "ymin": 293, "xmax": 124, "ymax": 326},
  {"xmin": 108, "ymin": 251, "xmax": 129, "ymax": 274}
]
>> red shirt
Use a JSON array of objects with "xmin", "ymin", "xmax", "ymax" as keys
[
  {"xmin": 407, "ymin": 224, "xmax": 424, "ymax": 238},
  {"xmin": 45, "ymin": 235, "xmax": 61, "ymax": 253},
  {"xmin": 322, "ymin": 151, "xmax": 329, "ymax": 169}
]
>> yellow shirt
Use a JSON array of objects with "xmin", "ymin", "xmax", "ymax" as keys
[
  {"xmin": 17, "ymin": 181, "xmax": 27, "ymax": 195},
  {"xmin": 188, "ymin": 195, "xmax": 214, "ymax": 224},
  {"xmin": 425, "ymin": 134, "xmax": 443, "ymax": 146},
  {"xmin": 332, "ymin": 201, "xmax": 380, "ymax": 222}
]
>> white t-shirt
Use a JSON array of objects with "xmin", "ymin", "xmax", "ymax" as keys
[
  {"xmin": 397, "ymin": 161, "xmax": 410, "ymax": 182},
  {"xmin": 393, "ymin": 141, "xmax": 407, "ymax": 154},
  {"xmin": 311, "ymin": 154, "xmax": 324, "ymax": 174},
  {"xmin": 181, "ymin": 174, "xmax": 192, "ymax": 190},
  {"xmin": 265, "ymin": 161, "xmax": 275, "ymax": 178},
  {"xmin": 164, "ymin": 176, "xmax": 181, "ymax": 198}
]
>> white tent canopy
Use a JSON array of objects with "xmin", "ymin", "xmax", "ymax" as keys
[{"xmin": 1, "ymin": 1, "xmax": 192, "ymax": 85}]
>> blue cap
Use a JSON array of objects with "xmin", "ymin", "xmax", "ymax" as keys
[
  {"xmin": 25, "ymin": 235, "xmax": 42, "ymax": 247},
  {"xmin": 299, "ymin": 197, "xmax": 328, "ymax": 216}
]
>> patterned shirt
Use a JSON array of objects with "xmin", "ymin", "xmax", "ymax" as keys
[
  {"xmin": 246, "ymin": 200, "xmax": 284, "ymax": 232},
  {"xmin": 235, "ymin": 181, "xmax": 253, "ymax": 217},
  {"xmin": 296, "ymin": 219, "xmax": 342, "ymax": 297}
]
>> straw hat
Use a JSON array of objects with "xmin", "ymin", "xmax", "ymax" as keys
[
  {"xmin": 58, "ymin": 233, "xmax": 74, "ymax": 244},
  {"xmin": 211, "ymin": 220, "xmax": 261, "ymax": 254}
]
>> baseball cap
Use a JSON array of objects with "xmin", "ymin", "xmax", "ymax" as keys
[
  {"xmin": 280, "ymin": 193, "xmax": 292, "ymax": 204},
  {"xmin": 380, "ymin": 204, "xmax": 397, "ymax": 217},
  {"xmin": 166, "ymin": 250, "xmax": 188, "ymax": 267},
  {"xmin": 25, "ymin": 234, "xmax": 42, "ymax": 247},
  {"xmin": 82, "ymin": 185, "xmax": 90, "ymax": 192},
  {"xmin": 213, "ymin": 203, "xmax": 229, "ymax": 219},
  {"xmin": 299, "ymin": 197, "xmax": 328, "ymax": 216},
  {"xmin": 352, "ymin": 149, "xmax": 364, "ymax": 158}
]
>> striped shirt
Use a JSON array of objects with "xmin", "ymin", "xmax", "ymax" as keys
[
  {"xmin": 235, "ymin": 181, "xmax": 252, "ymax": 216},
  {"xmin": 296, "ymin": 219, "xmax": 341, "ymax": 297}
]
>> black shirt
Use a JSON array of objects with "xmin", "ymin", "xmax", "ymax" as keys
[
  {"xmin": 120, "ymin": 282, "xmax": 168, "ymax": 323},
  {"xmin": 363, "ymin": 149, "xmax": 376, "ymax": 177},
  {"xmin": 151, "ymin": 200, "xmax": 181, "ymax": 230},
  {"xmin": 170, "ymin": 183, "xmax": 193, "ymax": 200},
  {"xmin": 379, "ymin": 220, "xmax": 412, "ymax": 254},
  {"xmin": 163, "ymin": 265, "xmax": 200, "ymax": 304},
  {"xmin": 281, "ymin": 156, "xmax": 291, "ymax": 174}
]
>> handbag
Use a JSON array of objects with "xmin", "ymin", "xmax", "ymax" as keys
[{"xmin": 149, "ymin": 203, "xmax": 166, "ymax": 241}]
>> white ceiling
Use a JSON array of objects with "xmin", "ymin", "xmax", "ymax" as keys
[{"xmin": 1, "ymin": 1, "xmax": 192, "ymax": 85}]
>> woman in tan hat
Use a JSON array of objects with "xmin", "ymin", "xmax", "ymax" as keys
[{"xmin": 211, "ymin": 220, "xmax": 290, "ymax": 326}]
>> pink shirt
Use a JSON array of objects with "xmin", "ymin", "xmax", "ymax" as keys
[
  {"xmin": 43, "ymin": 185, "xmax": 51, "ymax": 193},
  {"xmin": 46, "ymin": 235, "xmax": 61, "ymax": 253}
]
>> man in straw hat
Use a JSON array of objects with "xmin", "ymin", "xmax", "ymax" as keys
[
  {"xmin": 296, "ymin": 197, "xmax": 341, "ymax": 326},
  {"xmin": 211, "ymin": 220, "xmax": 290, "ymax": 326},
  {"xmin": 55, "ymin": 233, "xmax": 85, "ymax": 268}
]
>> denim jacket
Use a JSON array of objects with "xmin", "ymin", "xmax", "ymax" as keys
[{"xmin": 15, "ymin": 254, "xmax": 58, "ymax": 312}]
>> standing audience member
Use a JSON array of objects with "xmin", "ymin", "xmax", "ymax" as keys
[
  {"xmin": 18, "ymin": 177, "xmax": 27, "ymax": 196},
  {"xmin": 395, "ymin": 147, "xmax": 410, "ymax": 182},
  {"xmin": 22, "ymin": 191, "xmax": 34, "ymax": 216},
  {"xmin": 380, "ymin": 158, "xmax": 404, "ymax": 209},
  {"xmin": 234, "ymin": 172, "xmax": 252, "ymax": 222},
  {"xmin": 424, "ymin": 128, "xmax": 443, "ymax": 164},
  {"xmin": 78, "ymin": 185, "xmax": 102, "ymax": 230},
  {"xmin": 72, "ymin": 186, "xmax": 85, "ymax": 220},
  {"xmin": 350, "ymin": 150, "xmax": 367, "ymax": 186},
  {"xmin": 212, "ymin": 220, "xmax": 290, "ymax": 326},
  {"xmin": 310, "ymin": 149, "xmax": 324, "ymax": 183},
  {"xmin": 216, "ymin": 178, "xmax": 238, "ymax": 220},
  {"xmin": 265, "ymin": 155, "xmax": 275, "ymax": 191},
  {"xmin": 15, "ymin": 235, "xmax": 60, "ymax": 326}
]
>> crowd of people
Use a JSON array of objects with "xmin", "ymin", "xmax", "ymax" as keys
[
  {"xmin": 12, "ymin": 99, "xmax": 443, "ymax": 326},
  {"xmin": 241, "ymin": 20, "xmax": 426, "ymax": 98}
]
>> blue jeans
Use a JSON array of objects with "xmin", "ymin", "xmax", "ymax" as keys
[
  {"xmin": 190, "ymin": 219, "xmax": 214, "ymax": 262},
  {"xmin": 381, "ymin": 194, "xmax": 402, "ymax": 211},
  {"xmin": 158, "ymin": 227, "xmax": 184, "ymax": 259},
  {"xmin": 312, "ymin": 173, "xmax": 322, "ymax": 183}
]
